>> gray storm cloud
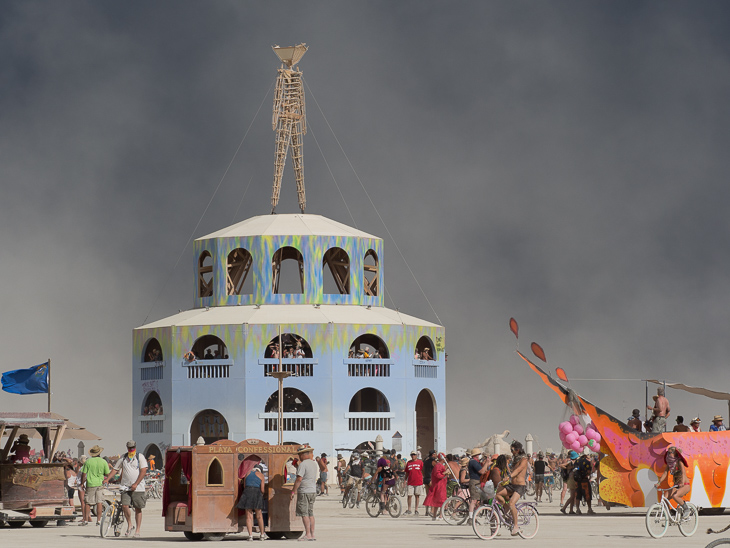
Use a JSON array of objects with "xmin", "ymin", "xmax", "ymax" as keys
[{"xmin": 2, "ymin": 1, "xmax": 730, "ymax": 452}]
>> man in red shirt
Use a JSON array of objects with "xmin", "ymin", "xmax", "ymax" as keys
[{"xmin": 404, "ymin": 451, "xmax": 425, "ymax": 515}]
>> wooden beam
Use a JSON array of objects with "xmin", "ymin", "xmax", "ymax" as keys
[
  {"xmin": 49, "ymin": 424, "xmax": 66, "ymax": 461},
  {"xmin": 1, "ymin": 426, "xmax": 19, "ymax": 461}
]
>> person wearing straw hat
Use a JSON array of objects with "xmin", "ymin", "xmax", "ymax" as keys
[
  {"xmin": 467, "ymin": 448, "xmax": 490, "ymax": 516},
  {"xmin": 290, "ymin": 445, "xmax": 318, "ymax": 541},
  {"xmin": 80, "ymin": 445, "xmax": 110, "ymax": 526},
  {"xmin": 710, "ymin": 415, "xmax": 727, "ymax": 432}
]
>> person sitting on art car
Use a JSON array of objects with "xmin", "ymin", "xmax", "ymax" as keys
[{"xmin": 10, "ymin": 434, "xmax": 31, "ymax": 463}]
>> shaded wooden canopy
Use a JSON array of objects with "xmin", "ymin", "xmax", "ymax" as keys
[{"xmin": 0, "ymin": 412, "xmax": 101, "ymax": 461}]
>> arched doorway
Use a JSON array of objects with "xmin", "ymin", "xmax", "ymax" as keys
[
  {"xmin": 190, "ymin": 409, "xmax": 229, "ymax": 445},
  {"xmin": 144, "ymin": 443, "xmax": 163, "ymax": 470},
  {"xmin": 415, "ymin": 390, "xmax": 436, "ymax": 455}
]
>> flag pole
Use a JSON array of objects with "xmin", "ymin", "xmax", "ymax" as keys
[{"xmin": 47, "ymin": 358, "xmax": 51, "ymax": 412}]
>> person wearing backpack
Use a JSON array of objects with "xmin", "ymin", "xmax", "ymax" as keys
[
  {"xmin": 107, "ymin": 440, "xmax": 148, "ymax": 537},
  {"xmin": 573, "ymin": 450, "xmax": 596, "ymax": 515}
]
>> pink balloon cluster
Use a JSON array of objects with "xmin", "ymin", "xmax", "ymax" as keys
[{"xmin": 558, "ymin": 415, "xmax": 602, "ymax": 453}]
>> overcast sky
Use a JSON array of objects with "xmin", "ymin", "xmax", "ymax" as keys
[{"xmin": 2, "ymin": 1, "xmax": 730, "ymax": 455}]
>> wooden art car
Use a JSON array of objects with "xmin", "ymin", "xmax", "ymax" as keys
[
  {"xmin": 0, "ymin": 413, "xmax": 78, "ymax": 527},
  {"xmin": 163, "ymin": 438, "xmax": 305, "ymax": 541}
]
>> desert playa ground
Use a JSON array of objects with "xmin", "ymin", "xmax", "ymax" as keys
[{"xmin": 1, "ymin": 495, "xmax": 728, "ymax": 547}]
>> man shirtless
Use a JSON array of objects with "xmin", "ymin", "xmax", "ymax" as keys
[
  {"xmin": 648, "ymin": 388, "xmax": 670, "ymax": 433},
  {"xmin": 495, "ymin": 441, "xmax": 528, "ymax": 536}
]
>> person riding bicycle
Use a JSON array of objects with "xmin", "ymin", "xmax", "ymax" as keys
[
  {"xmin": 343, "ymin": 452, "xmax": 364, "ymax": 508},
  {"xmin": 375, "ymin": 452, "xmax": 396, "ymax": 513},
  {"xmin": 655, "ymin": 445, "xmax": 690, "ymax": 517},
  {"xmin": 495, "ymin": 441, "xmax": 528, "ymax": 537}
]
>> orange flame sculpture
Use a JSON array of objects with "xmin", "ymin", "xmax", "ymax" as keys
[{"xmin": 517, "ymin": 350, "xmax": 730, "ymax": 508}]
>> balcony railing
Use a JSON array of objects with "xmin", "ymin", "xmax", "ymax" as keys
[
  {"xmin": 183, "ymin": 358, "xmax": 233, "ymax": 379},
  {"xmin": 259, "ymin": 412, "xmax": 317, "ymax": 431},
  {"xmin": 140, "ymin": 362, "xmax": 164, "ymax": 380},
  {"xmin": 413, "ymin": 359, "xmax": 438, "ymax": 378},
  {"xmin": 345, "ymin": 412, "xmax": 393, "ymax": 431},
  {"xmin": 140, "ymin": 416, "xmax": 164, "ymax": 433},
  {"xmin": 259, "ymin": 359, "xmax": 316, "ymax": 378},
  {"xmin": 344, "ymin": 359, "xmax": 393, "ymax": 377}
]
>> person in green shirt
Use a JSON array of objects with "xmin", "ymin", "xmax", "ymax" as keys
[{"xmin": 80, "ymin": 445, "xmax": 110, "ymax": 525}]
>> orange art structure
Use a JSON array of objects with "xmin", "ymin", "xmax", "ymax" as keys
[{"xmin": 517, "ymin": 351, "xmax": 730, "ymax": 509}]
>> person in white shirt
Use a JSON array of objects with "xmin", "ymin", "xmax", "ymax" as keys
[{"xmin": 107, "ymin": 440, "xmax": 148, "ymax": 538}]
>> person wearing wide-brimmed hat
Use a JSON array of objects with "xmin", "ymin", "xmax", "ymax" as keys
[
  {"xmin": 690, "ymin": 417, "xmax": 702, "ymax": 432},
  {"xmin": 10, "ymin": 433, "xmax": 31, "ymax": 463},
  {"xmin": 656, "ymin": 445, "xmax": 690, "ymax": 516},
  {"xmin": 290, "ymin": 445, "xmax": 317, "ymax": 540},
  {"xmin": 80, "ymin": 445, "xmax": 110, "ymax": 526},
  {"xmin": 467, "ymin": 448, "xmax": 490, "ymax": 516},
  {"xmin": 710, "ymin": 415, "xmax": 727, "ymax": 432}
]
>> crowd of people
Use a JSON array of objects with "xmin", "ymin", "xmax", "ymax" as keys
[{"xmin": 628, "ymin": 387, "xmax": 726, "ymax": 433}]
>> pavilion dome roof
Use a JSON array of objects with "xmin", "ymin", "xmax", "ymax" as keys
[{"xmin": 197, "ymin": 214, "xmax": 379, "ymax": 241}]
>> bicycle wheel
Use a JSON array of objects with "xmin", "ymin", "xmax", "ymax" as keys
[
  {"xmin": 705, "ymin": 540, "xmax": 730, "ymax": 547},
  {"xmin": 365, "ymin": 497, "xmax": 381, "ymax": 518},
  {"xmin": 554, "ymin": 475, "xmax": 563, "ymax": 491},
  {"xmin": 442, "ymin": 496, "xmax": 469, "ymax": 526},
  {"xmin": 100, "ymin": 504, "xmax": 116, "ymax": 538},
  {"xmin": 517, "ymin": 505, "xmax": 539, "ymax": 539},
  {"xmin": 473, "ymin": 505, "xmax": 500, "ymax": 540},
  {"xmin": 678, "ymin": 503, "xmax": 699, "ymax": 537},
  {"xmin": 397, "ymin": 477, "xmax": 407, "ymax": 497},
  {"xmin": 545, "ymin": 483, "xmax": 553, "ymax": 503},
  {"xmin": 646, "ymin": 503, "xmax": 669, "ymax": 538},
  {"xmin": 387, "ymin": 496, "xmax": 402, "ymax": 518},
  {"xmin": 349, "ymin": 487, "xmax": 358, "ymax": 508},
  {"xmin": 525, "ymin": 480, "xmax": 535, "ymax": 497}
]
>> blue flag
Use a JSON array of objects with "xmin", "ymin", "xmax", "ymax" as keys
[{"xmin": 1, "ymin": 362, "xmax": 49, "ymax": 395}]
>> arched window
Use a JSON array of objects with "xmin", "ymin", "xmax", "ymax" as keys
[
  {"xmin": 323, "ymin": 247, "xmax": 350, "ymax": 295},
  {"xmin": 349, "ymin": 388, "xmax": 390, "ymax": 412},
  {"xmin": 227, "ymin": 248, "xmax": 253, "ymax": 295},
  {"xmin": 264, "ymin": 388, "xmax": 314, "ymax": 431},
  {"xmin": 207, "ymin": 457, "xmax": 224, "ymax": 486},
  {"xmin": 264, "ymin": 334, "xmax": 313, "ymax": 359},
  {"xmin": 348, "ymin": 388, "xmax": 391, "ymax": 431},
  {"xmin": 192, "ymin": 335, "xmax": 229, "ymax": 360},
  {"xmin": 142, "ymin": 391, "xmax": 163, "ymax": 416},
  {"xmin": 265, "ymin": 388, "xmax": 313, "ymax": 413},
  {"xmin": 364, "ymin": 250, "xmax": 379, "ymax": 297},
  {"xmin": 414, "ymin": 336, "xmax": 436, "ymax": 361},
  {"xmin": 349, "ymin": 334, "xmax": 389, "ymax": 359},
  {"xmin": 198, "ymin": 251, "xmax": 214, "ymax": 298},
  {"xmin": 142, "ymin": 338, "xmax": 163, "ymax": 363},
  {"xmin": 190, "ymin": 409, "xmax": 229, "ymax": 445},
  {"xmin": 272, "ymin": 246, "xmax": 304, "ymax": 294}
]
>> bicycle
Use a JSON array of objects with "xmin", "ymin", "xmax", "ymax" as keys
[
  {"xmin": 645, "ymin": 488, "xmax": 699, "ymax": 538},
  {"xmin": 395, "ymin": 474, "xmax": 407, "ymax": 497},
  {"xmin": 472, "ymin": 500, "xmax": 539, "ymax": 540},
  {"xmin": 100, "ymin": 493, "xmax": 126, "ymax": 538},
  {"xmin": 341, "ymin": 475, "xmax": 362, "ymax": 509},
  {"xmin": 441, "ymin": 491, "xmax": 474, "ymax": 526},
  {"xmin": 540, "ymin": 473, "xmax": 554, "ymax": 503},
  {"xmin": 365, "ymin": 483, "xmax": 402, "ymax": 518}
]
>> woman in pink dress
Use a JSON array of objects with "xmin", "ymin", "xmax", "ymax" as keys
[{"xmin": 423, "ymin": 453, "xmax": 448, "ymax": 520}]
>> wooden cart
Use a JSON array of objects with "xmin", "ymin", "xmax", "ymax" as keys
[
  {"xmin": 0, "ymin": 413, "xmax": 78, "ymax": 527},
  {"xmin": 163, "ymin": 439, "xmax": 305, "ymax": 541}
]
